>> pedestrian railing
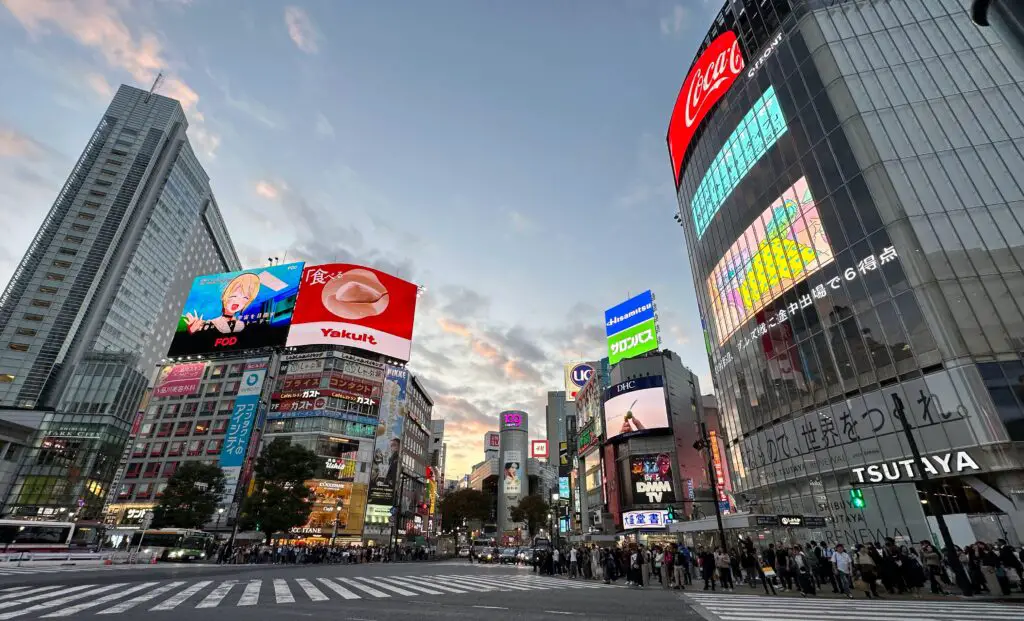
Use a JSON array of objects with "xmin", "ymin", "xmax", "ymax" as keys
[{"xmin": 0, "ymin": 551, "xmax": 114, "ymax": 567}]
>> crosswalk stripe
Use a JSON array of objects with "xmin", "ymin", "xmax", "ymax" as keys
[
  {"xmin": 98, "ymin": 581, "xmax": 186, "ymax": 614},
  {"xmin": 273, "ymin": 579, "xmax": 294, "ymax": 604},
  {"xmin": 238, "ymin": 579, "xmax": 261, "ymax": 606},
  {"xmin": 352, "ymin": 576, "xmax": 416, "ymax": 596},
  {"xmin": 0, "ymin": 583, "xmax": 125, "ymax": 620},
  {"xmin": 40, "ymin": 582, "xmax": 155, "ymax": 617},
  {"xmin": 0, "ymin": 588, "xmax": 28, "ymax": 594},
  {"xmin": 295, "ymin": 578, "xmax": 329, "ymax": 601},
  {"xmin": 398, "ymin": 575, "xmax": 468, "ymax": 594},
  {"xmin": 0, "ymin": 584, "xmax": 97, "ymax": 613},
  {"xmin": 379, "ymin": 576, "xmax": 448, "ymax": 594},
  {"xmin": 459, "ymin": 575, "xmax": 531, "ymax": 590},
  {"xmin": 315, "ymin": 577, "xmax": 360, "ymax": 600},
  {"xmin": 150, "ymin": 580, "xmax": 212, "ymax": 610},
  {"xmin": 439, "ymin": 575, "xmax": 505, "ymax": 591},
  {"xmin": 196, "ymin": 580, "xmax": 236, "ymax": 609},
  {"xmin": 336, "ymin": 577, "xmax": 390, "ymax": 598},
  {"xmin": 428, "ymin": 575, "xmax": 495, "ymax": 592},
  {"xmin": 0, "ymin": 585, "xmax": 66, "ymax": 604}
]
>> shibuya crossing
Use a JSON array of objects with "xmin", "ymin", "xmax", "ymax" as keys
[{"xmin": 671, "ymin": 0, "xmax": 1024, "ymax": 546}]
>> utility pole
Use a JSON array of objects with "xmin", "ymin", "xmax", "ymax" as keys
[
  {"xmin": 697, "ymin": 422, "xmax": 728, "ymax": 549},
  {"xmin": 891, "ymin": 393, "xmax": 972, "ymax": 596}
]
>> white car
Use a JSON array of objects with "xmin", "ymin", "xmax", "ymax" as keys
[{"xmin": 458, "ymin": 547, "xmax": 471, "ymax": 557}]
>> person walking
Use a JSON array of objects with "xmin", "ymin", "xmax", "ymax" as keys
[
  {"xmin": 920, "ymin": 541, "xmax": 948, "ymax": 595},
  {"xmin": 832, "ymin": 543, "xmax": 854, "ymax": 598},
  {"xmin": 715, "ymin": 548, "xmax": 734, "ymax": 591},
  {"xmin": 674, "ymin": 545, "xmax": 687, "ymax": 590},
  {"xmin": 640, "ymin": 545, "xmax": 652, "ymax": 589},
  {"xmin": 700, "ymin": 547, "xmax": 717, "ymax": 591},
  {"xmin": 855, "ymin": 543, "xmax": 882, "ymax": 599},
  {"xmin": 629, "ymin": 546, "xmax": 643, "ymax": 588},
  {"xmin": 569, "ymin": 546, "xmax": 579, "ymax": 579},
  {"xmin": 661, "ymin": 546, "xmax": 674, "ymax": 589}
]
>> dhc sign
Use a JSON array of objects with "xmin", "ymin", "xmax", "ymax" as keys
[{"xmin": 851, "ymin": 451, "xmax": 980, "ymax": 484}]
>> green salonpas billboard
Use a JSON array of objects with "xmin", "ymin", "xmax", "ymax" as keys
[{"xmin": 605, "ymin": 291, "xmax": 659, "ymax": 364}]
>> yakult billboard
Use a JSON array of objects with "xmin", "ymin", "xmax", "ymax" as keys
[{"xmin": 286, "ymin": 264, "xmax": 419, "ymax": 361}]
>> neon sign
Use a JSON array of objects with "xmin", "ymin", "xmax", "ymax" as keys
[{"xmin": 501, "ymin": 410, "xmax": 524, "ymax": 428}]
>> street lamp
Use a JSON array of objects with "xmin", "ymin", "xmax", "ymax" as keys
[
  {"xmin": 693, "ymin": 422, "xmax": 728, "ymax": 549},
  {"xmin": 215, "ymin": 507, "xmax": 225, "ymax": 531},
  {"xmin": 330, "ymin": 502, "xmax": 343, "ymax": 547}
]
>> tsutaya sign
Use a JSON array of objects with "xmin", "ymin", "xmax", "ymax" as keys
[{"xmin": 852, "ymin": 451, "xmax": 980, "ymax": 484}]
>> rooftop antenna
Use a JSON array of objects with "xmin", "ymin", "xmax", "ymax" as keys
[{"xmin": 145, "ymin": 72, "xmax": 164, "ymax": 102}]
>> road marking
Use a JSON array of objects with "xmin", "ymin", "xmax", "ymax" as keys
[
  {"xmin": 295, "ymin": 578, "xmax": 329, "ymax": 601},
  {"xmin": 0, "ymin": 583, "xmax": 125, "ymax": 620},
  {"xmin": 377, "ymin": 576, "xmax": 446, "ymax": 595},
  {"xmin": 431, "ymin": 575, "xmax": 495, "ymax": 592},
  {"xmin": 459, "ymin": 575, "xmax": 531, "ymax": 590},
  {"xmin": 196, "ymin": 580, "xmax": 236, "ymax": 609},
  {"xmin": 150, "ymin": 580, "xmax": 212, "ymax": 610},
  {"xmin": 392, "ymin": 575, "xmax": 467, "ymax": 593},
  {"xmin": 353, "ymin": 576, "xmax": 416, "ymax": 596},
  {"xmin": 40, "ymin": 582, "xmax": 155, "ymax": 617},
  {"xmin": 316, "ymin": 578, "xmax": 360, "ymax": 600},
  {"xmin": 0, "ymin": 588, "xmax": 29, "ymax": 594},
  {"xmin": 336, "ymin": 577, "xmax": 390, "ymax": 598},
  {"xmin": 273, "ymin": 578, "xmax": 294, "ymax": 603},
  {"xmin": 0, "ymin": 585, "xmax": 66, "ymax": 604},
  {"xmin": 544, "ymin": 612, "xmax": 578, "ymax": 616},
  {"xmin": 238, "ymin": 579, "xmax": 262, "ymax": 606},
  {"xmin": 472, "ymin": 605, "xmax": 508, "ymax": 610},
  {"xmin": 97, "ymin": 581, "xmax": 186, "ymax": 614}
]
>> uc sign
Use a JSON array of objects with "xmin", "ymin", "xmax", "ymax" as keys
[{"xmin": 569, "ymin": 363, "xmax": 594, "ymax": 388}]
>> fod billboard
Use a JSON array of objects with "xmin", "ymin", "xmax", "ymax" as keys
[
  {"xmin": 603, "ymin": 376, "xmax": 669, "ymax": 441},
  {"xmin": 630, "ymin": 453, "xmax": 676, "ymax": 504},
  {"xmin": 605, "ymin": 291, "xmax": 659, "ymax": 365},
  {"xmin": 167, "ymin": 263, "xmax": 304, "ymax": 356},
  {"xmin": 287, "ymin": 263, "xmax": 419, "ymax": 361},
  {"xmin": 707, "ymin": 177, "xmax": 835, "ymax": 344}
]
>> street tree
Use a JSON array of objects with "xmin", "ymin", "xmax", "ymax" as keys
[
  {"xmin": 238, "ymin": 438, "xmax": 319, "ymax": 541},
  {"xmin": 510, "ymin": 494, "xmax": 550, "ymax": 536},
  {"xmin": 439, "ymin": 488, "xmax": 493, "ymax": 531},
  {"xmin": 151, "ymin": 462, "xmax": 226, "ymax": 529}
]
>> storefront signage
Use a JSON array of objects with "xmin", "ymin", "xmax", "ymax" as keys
[
  {"xmin": 780, "ymin": 514, "xmax": 803, "ymax": 527},
  {"xmin": 804, "ymin": 516, "xmax": 827, "ymax": 528},
  {"xmin": 755, "ymin": 515, "xmax": 780, "ymax": 527},
  {"xmin": 747, "ymin": 31, "xmax": 784, "ymax": 78},
  {"xmin": 630, "ymin": 453, "xmax": 676, "ymax": 503},
  {"xmin": 851, "ymin": 451, "xmax": 980, "ymax": 484},
  {"xmin": 576, "ymin": 420, "xmax": 599, "ymax": 456},
  {"xmin": 325, "ymin": 458, "xmax": 345, "ymax": 471},
  {"xmin": 266, "ymin": 410, "xmax": 377, "ymax": 426},
  {"xmin": 622, "ymin": 509, "xmax": 668, "ymax": 529},
  {"xmin": 502, "ymin": 410, "xmax": 525, "ymax": 429}
]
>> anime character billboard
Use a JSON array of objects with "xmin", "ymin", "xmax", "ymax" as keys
[{"xmin": 167, "ymin": 263, "xmax": 304, "ymax": 356}]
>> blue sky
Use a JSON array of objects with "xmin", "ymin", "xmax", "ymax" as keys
[{"xmin": 0, "ymin": 0, "xmax": 719, "ymax": 478}]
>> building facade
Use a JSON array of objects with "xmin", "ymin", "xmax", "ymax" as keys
[
  {"xmin": 672, "ymin": 0, "xmax": 1024, "ymax": 545},
  {"xmin": 496, "ymin": 410, "xmax": 528, "ymax": 541},
  {"xmin": 0, "ymin": 85, "xmax": 238, "ymax": 520}
]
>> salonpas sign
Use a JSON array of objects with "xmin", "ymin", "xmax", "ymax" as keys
[
  {"xmin": 852, "ymin": 451, "xmax": 980, "ymax": 484},
  {"xmin": 608, "ymin": 318, "xmax": 658, "ymax": 364}
]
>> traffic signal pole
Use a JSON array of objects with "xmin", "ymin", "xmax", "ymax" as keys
[{"xmin": 700, "ymin": 422, "xmax": 728, "ymax": 549}]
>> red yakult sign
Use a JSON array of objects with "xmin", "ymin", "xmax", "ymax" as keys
[{"xmin": 667, "ymin": 31, "xmax": 745, "ymax": 185}]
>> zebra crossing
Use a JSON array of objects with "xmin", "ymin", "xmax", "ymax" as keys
[
  {"xmin": 685, "ymin": 591, "xmax": 1024, "ymax": 621},
  {"xmin": 0, "ymin": 573, "xmax": 611, "ymax": 617},
  {"xmin": 0, "ymin": 564, "xmax": 215, "ymax": 577}
]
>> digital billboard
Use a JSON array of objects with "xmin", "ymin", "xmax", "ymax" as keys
[
  {"xmin": 604, "ymin": 290, "xmax": 655, "ymax": 337},
  {"xmin": 603, "ymin": 376, "xmax": 669, "ymax": 441},
  {"xmin": 286, "ymin": 263, "xmax": 419, "ymax": 361},
  {"xmin": 707, "ymin": 176, "xmax": 835, "ymax": 344},
  {"xmin": 668, "ymin": 30, "xmax": 745, "ymax": 186},
  {"xmin": 563, "ymin": 361, "xmax": 594, "ymax": 401},
  {"xmin": 367, "ymin": 365, "xmax": 408, "ymax": 505},
  {"xmin": 691, "ymin": 86, "xmax": 788, "ymax": 238},
  {"xmin": 558, "ymin": 476, "xmax": 570, "ymax": 499},
  {"xmin": 503, "ymin": 450, "xmax": 522, "ymax": 496},
  {"xmin": 608, "ymin": 317, "xmax": 659, "ymax": 365},
  {"xmin": 167, "ymin": 262, "xmax": 304, "ymax": 356},
  {"xmin": 605, "ymin": 291, "xmax": 659, "ymax": 365},
  {"xmin": 630, "ymin": 453, "xmax": 676, "ymax": 504},
  {"xmin": 152, "ymin": 362, "xmax": 207, "ymax": 398}
]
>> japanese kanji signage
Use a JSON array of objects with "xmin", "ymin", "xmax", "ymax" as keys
[
  {"xmin": 219, "ymin": 366, "xmax": 266, "ymax": 469},
  {"xmin": 153, "ymin": 362, "xmax": 207, "ymax": 398},
  {"xmin": 622, "ymin": 509, "xmax": 669, "ymax": 529}
]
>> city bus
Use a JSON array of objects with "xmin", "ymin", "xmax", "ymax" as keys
[
  {"xmin": 128, "ymin": 528, "xmax": 214, "ymax": 562},
  {"xmin": 0, "ymin": 520, "xmax": 100, "ymax": 552}
]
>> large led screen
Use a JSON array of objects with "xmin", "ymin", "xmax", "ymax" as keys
[
  {"xmin": 167, "ymin": 263, "xmax": 304, "ymax": 356},
  {"xmin": 691, "ymin": 86, "xmax": 788, "ymax": 239},
  {"xmin": 286, "ymin": 263, "xmax": 419, "ymax": 361},
  {"xmin": 707, "ymin": 177, "xmax": 835, "ymax": 345},
  {"xmin": 603, "ymin": 376, "xmax": 669, "ymax": 442}
]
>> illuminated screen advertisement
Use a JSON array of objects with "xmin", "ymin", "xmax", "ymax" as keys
[
  {"xmin": 503, "ymin": 450, "xmax": 522, "ymax": 495},
  {"xmin": 603, "ymin": 376, "xmax": 669, "ymax": 441},
  {"xmin": 668, "ymin": 30, "xmax": 745, "ymax": 186},
  {"xmin": 691, "ymin": 85, "xmax": 788, "ymax": 238},
  {"xmin": 558, "ymin": 476, "xmax": 570, "ymax": 499},
  {"xmin": 630, "ymin": 453, "xmax": 676, "ymax": 504},
  {"xmin": 286, "ymin": 263, "xmax": 419, "ymax": 361},
  {"xmin": 367, "ymin": 365, "xmax": 408, "ymax": 505},
  {"xmin": 605, "ymin": 290, "xmax": 659, "ymax": 365},
  {"xmin": 167, "ymin": 262, "xmax": 304, "ymax": 356},
  {"xmin": 501, "ymin": 410, "xmax": 525, "ymax": 430},
  {"xmin": 152, "ymin": 362, "xmax": 207, "ymax": 398},
  {"xmin": 707, "ymin": 176, "xmax": 835, "ymax": 344}
]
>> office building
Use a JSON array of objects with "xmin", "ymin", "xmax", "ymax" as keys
[
  {"xmin": 670, "ymin": 0, "xmax": 1024, "ymax": 544},
  {"xmin": 0, "ymin": 85, "xmax": 238, "ymax": 519}
]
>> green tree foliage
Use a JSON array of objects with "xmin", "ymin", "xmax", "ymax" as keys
[
  {"xmin": 151, "ymin": 462, "xmax": 226, "ymax": 529},
  {"xmin": 238, "ymin": 438, "xmax": 319, "ymax": 541},
  {"xmin": 439, "ymin": 488, "xmax": 493, "ymax": 531},
  {"xmin": 510, "ymin": 494, "xmax": 550, "ymax": 536}
]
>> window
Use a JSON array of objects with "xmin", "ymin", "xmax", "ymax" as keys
[
  {"xmin": 217, "ymin": 400, "xmax": 235, "ymax": 414},
  {"xmin": 106, "ymin": 158, "xmax": 123, "ymax": 166},
  {"xmin": 182, "ymin": 403, "xmax": 198, "ymax": 415},
  {"xmin": 117, "ymin": 484, "xmax": 134, "ymax": 499},
  {"xmin": 95, "ymin": 179, "xmax": 112, "ymax": 187},
  {"xmin": 45, "ymin": 272, "xmax": 65, "ymax": 281},
  {"xmin": 8, "ymin": 343, "xmax": 29, "ymax": 352},
  {"xmin": 88, "ymin": 190, "xmax": 107, "ymax": 197},
  {"xmin": 162, "ymin": 462, "xmax": 179, "ymax": 478},
  {"xmin": 150, "ymin": 442, "xmax": 166, "ymax": 457},
  {"xmin": 201, "ymin": 401, "xmax": 216, "ymax": 413},
  {"xmin": 139, "ymin": 423, "xmax": 153, "ymax": 437},
  {"xmin": 30, "ymin": 300, "xmax": 51, "ymax": 308},
  {"xmin": 52, "ymin": 259, "xmax": 72, "ymax": 268},
  {"xmin": 206, "ymin": 439, "xmax": 223, "ymax": 454},
  {"xmin": 194, "ymin": 420, "xmax": 210, "ymax": 435},
  {"xmin": 124, "ymin": 464, "xmax": 141, "ymax": 479},
  {"xmin": 167, "ymin": 441, "xmax": 184, "ymax": 457},
  {"xmin": 23, "ymin": 313, "xmax": 43, "ymax": 321},
  {"xmin": 143, "ymin": 462, "xmax": 160, "ymax": 477},
  {"xmin": 212, "ymin": 419, "xmax": 229, "ymax": 434},
  {"xmin": 64, "ymin": 235, "xmax": 84, "ymax": 244},
  {"xmin": 111, "ymin": 148, "xmax": 128, "ymax": 156},
  {"xmin": 205, "ymin": 383, "xmax": 221, "ymax": 396},
  {"xmin": 70, "ymin": 223, "xmax": 89, "ymax": 232},
  {"xmin": 187, "ymin": 440, "xmax": 204, "ymax": 456},
  {"xmin": 99, "ymin": 169, "xmax": 117, "ymax": 176},
  {"xmin": 155, "ymin": 483, "xmax": 167, "ymax": 498},
  {"xmin": 83, "ymin": 201, "xmax": 101, "ymax": 209},
  {"xmin": 136, "ymin": 483, "xmax": 153, "ymax": 499},
  {"xmin": 115, "ymin": 138, "xmax": 133, "ymax": 146},
  {"xmin": 174, "ymin": 421, "xmax": 191, "ymax": 436},
  {"xmin": 156, "ymin": 422, "xmax": 172, "ymax": 437},
  {"xmin": 78, "ymin": 212, "xmax": 95, "ymax": 220},
  {"xmin": 57, "ymin": 248, "xmax": 77, "ymax": 256},
  {"xmin": 223, "ymin": 381, "xmax": 239, "ymax": 395},
  {"xmin": 38, "ymin": 285, "xmax": 58, "ymax": 294},
  {"xmin": 131, "ymin": 442, "xmax": 147, "ymax": 458}
]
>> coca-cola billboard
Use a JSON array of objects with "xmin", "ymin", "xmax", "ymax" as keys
[{"xmin": 667, "ymin": 31, "xmax": 745, "ymax": 186}]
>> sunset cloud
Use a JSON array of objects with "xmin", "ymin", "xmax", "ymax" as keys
[
  {"xmin": 254, "ymin": 180, "xmax": 281, "ymax": 199},
  {"xmin": 437, "ymin": 316, "xmax": 471, "ymax": 337},
  {"xmin": 284, "ymin": 6, "xmax": 321, "ymax": 54}
]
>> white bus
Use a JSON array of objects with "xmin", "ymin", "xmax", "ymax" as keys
[
  {"xmin": 0, "ymin": 519, "xmax": 100, "ymax": 551},
  {"xmin": 128, "ymin": 528, "xmax": 214, "ymax": 562}
]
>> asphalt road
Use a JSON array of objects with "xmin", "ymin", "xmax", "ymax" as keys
[{"xmin": 0, "ymin": 560, "xmax": 697, "ymax": 620}]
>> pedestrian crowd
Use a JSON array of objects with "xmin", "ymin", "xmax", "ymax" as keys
[
  {"xmin": 524, "ymin": 537, "xmax": 1024, "ymax": 598},
  {"xmin": 213, "ymin": 542, "xmax": 437, "ymax": 565}
]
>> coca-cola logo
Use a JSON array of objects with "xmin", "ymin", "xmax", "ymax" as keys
[{"xmin": 667, "ymin": 31, "xmax": 745, "ymax": 186}]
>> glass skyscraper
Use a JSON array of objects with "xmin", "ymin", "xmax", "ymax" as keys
[
  {"xmin": 672, "ymin": 0, "xmax": 1024, "ymax": 546},
  {"xmin": 0, "ymin": 85, "xmax": 239, "ymax": 520}
]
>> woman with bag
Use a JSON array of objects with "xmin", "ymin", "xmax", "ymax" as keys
[{"xmin": 854, "ymin": 543, "xmax": 882, "ymax": 599}]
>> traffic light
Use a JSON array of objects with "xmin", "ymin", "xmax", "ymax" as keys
[
  {"xmin": 849, "ymin": 488, "xmax": 866, "ymax": 509},
  {"xmin": 666, "ymin": 506, "xmax": 676, "ymax": 522}
]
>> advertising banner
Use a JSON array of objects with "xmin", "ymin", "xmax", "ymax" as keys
[
  {"xmin": 563, "ymin": 362, "xmax": 594, "ymax": 401},
  {"xmin": 604, "ymin": 290, "xmax": 655, "ymax": 337},
  {"xmin": 152, "ymin": 362, "xmax": 207, "ymax": 398},
  {"xmin": 286, "ymin": 263, "xmax": 419, "ymax": 361},
  {"xmin": 220, "ymin": 364, "xmax": 267, "ymax": 469},
  {"xmin": 576, "ymin": 420, "xmax": 599, "ymax": 456},
  {"xmin": 530, "ymin": 439, "xmax": 548, "ymax": 459},
  {"xmin": 707, "ymin": 176, "xmax": 835, "ymax": 345},
  {"xmin": 558, "ymin": 441, "xmax": 570, "ymax": 476},
  {"xmin": 503, "ymin": 450, "xmax": 522, "ymax": 496},
  {"xmin": 623, "ymin": 509, "xmax": 668, "ymax": 529},
  {"xmin": 607, "ymin": 317, "xmax": 658, "ymax": 364},
  {"xmin": 485, "ymin": 432, "xmax": 500, "ymax": 451},
  {"xmin": 630, "ymin": 453, "xmax": 676, "ymax": 504},
  {"xmin": 367, "ymin": 365, "xmax": 408, "ymax": 505},
  {"xmin": 167, "ymin": 262, "xmax": 304, "ymax": 356},
  {"xmin": 603, "ymin": 376, "xmax": 669, "ymax": 441},
  {"xmin": 286, "ymin": 358, "xmax": 324, "ymax": 375},
  {"xmin": 668, "ymin": 30, "xmax": 745, "ymax": 186},
  {"xmin": 501, "ymin": 410, "xmax": 525, "ymax": 430},
  {"xmin": 559, "ymin": 476, "xmax": 570, "ymax": 499}
]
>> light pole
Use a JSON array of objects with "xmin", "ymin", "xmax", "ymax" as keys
[
  {"xmin": 330, "ymin": 502, "xmax": 343, "ymax": 547},
  {"xmin": 215, "ymin": 507, "xmax": 225, "ymax": 532},
  {"xmin": 693, "ymin": 422, "xmax": 728, "ymax": 549}
]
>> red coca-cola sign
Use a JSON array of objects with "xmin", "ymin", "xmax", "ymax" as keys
[{"xmin": 667, "ymin": 31, "xmax": 745, "ymax": 186}]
